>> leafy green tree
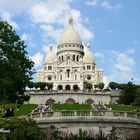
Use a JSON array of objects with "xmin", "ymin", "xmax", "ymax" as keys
[
  {"xmin": 85, "ymin": 82, "xmax": 93, "ymax": 90},
  {"xmin": 34, "ymin": 82, "xmax": 40, "ymax": 89},
  {"xmin": 103, "ymin": 87, "xmax": 110, "ymax": 92},
  {"xmin": 0, "ymin": 118, "xmax": 45, "ymax": 140},
  {"xmin": 0, "ymin": 20, "xmax": 34, "ymax": 99},
  {"xmin": 94, "ymin": 83, "xmax": 99, "ymax": 89},
  {"xmin": 108, "ymin": 82, "xmax": 119, "ymax": 90},
  {"xmin": 134, "ymin": 88, "xmax": 140, "ymax": 106},
  {"xmin": 46, "ymin": 82, "xmax": 53, "ymax": 90},
  {"xmin": 27, "ymin": 81, "xmax": 34, "ymax": 89},
  {"xmin": 119, "ymin": 82, "xmax": 137, "ymax": 105},
  {"xmin": 98, "ymin": 83, "xmax": 105, "ymax": 90},
  {"xmin": 38, "ymin": 82, "xmax": 47, "ymax": 90}
]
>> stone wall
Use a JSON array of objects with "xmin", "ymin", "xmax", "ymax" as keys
[{"xmin": 27, "ymin": 91, "xmax": 112, "ymax": 104}]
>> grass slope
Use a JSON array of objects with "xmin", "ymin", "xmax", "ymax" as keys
[
  {"xmin": 105, "ymin": 104, "xmax": 139, "ymax": 111},
  {"xmin": 52, "ymin": 104, "xmax": 92, "ymax": 111},
  {"xmin": 15, "ymin": 104, "xmax": 38, "ymax": 116}
]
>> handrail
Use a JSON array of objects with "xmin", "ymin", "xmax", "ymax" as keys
[{"xmin": 28, "ymin": 110, "xmax": 140, "ymax": 119}]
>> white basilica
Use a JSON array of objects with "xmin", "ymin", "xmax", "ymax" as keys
[{"xmin": 37, "ymin": 16, "xmax": 103, "ymax": 91}]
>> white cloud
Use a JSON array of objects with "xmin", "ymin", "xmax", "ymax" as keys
[
  {"xmin": 29, "ymin": 0, "xmax": 94, "ymax": 43},
  {"xmin": 101, "ymin": 1, "xmax": 112, "ymax": 9},
  {"xmin": 29, "ymin": 0, "xmax": 71, "ymax": 24},
  {"xmin": 85, "ymin": 0, "xmax": 98, "ymax": 6},
  {"xmin": 114, "ymin": 53, "xmax": 135, "ymax": 72},
  {"xmin": 1, "ymin": 12, "xmax": 19, "ymax": 29},
  {"xmin": 0, "ymin": 0, "xmax": 39, "ymax": 14},
  {"xmin": 94, "ymin": 52, "xmax": 104, "ymax": 58},
  {"xmin": 30, "ymin": 52, "xmax": 44, "ymax": 68},
  {"xmin": 21, "ymin": 33, "xmax": 28, "ymax": 41},
  {"xmin": 40, "ymin": 24, "xmax": 63, "ymax": 43},
  {"xmin": 85, "ymin": 0, "xmax": 122, "ymax": 10},
  {"xmin": 102, "ymin": 50, "xmax": 136, "ymax": 86}
]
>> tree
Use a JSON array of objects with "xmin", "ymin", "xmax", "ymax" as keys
[
  {"xmin": 108, "ymin": 82, "xmax": 119, "ymax": 90},
  {"xmin": 0, "ymin": 118, "xmax": 45, "ymax": 140},
  {"xmin": 27, "ymin": 81, "xmax": 34, "ymax": 89},
  {"xmin": 0, "ymin": 21, "xmax": 34, "ymax": 99},
  {"xmin": 94, "ymin": 83, "xmax": 105, "ymax": 91},
  {"xmin": 46, "ymin": 82, "xmax": 53, "ymax": 90},
  {"xmin": 84, "ymin": 82, "xmax": 93, "ymax": 90},
  {"xmin": 37, "ymin": 82, "xmax": 47, "ymax": 90},
  {"xmin": 119, "ymin": 82, "xmax": 137, "ymax": 105},
  {"xmin": 98, "ymin": 83, "xmax": 105, "ymax": 90},
  {"xmin": 134, "ymin": 88, "xmax": 140, "ymax": 106}
]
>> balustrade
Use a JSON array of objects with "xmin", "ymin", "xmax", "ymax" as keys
[{"xmin": 29, "ymin": 110, "xmax": 140, "ymax": 120}]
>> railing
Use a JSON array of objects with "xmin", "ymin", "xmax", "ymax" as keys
[
  {"xmin": 28, "ymin": 110, "xmax": 140, "ymax": 120},
  {"xmin": 25, "ymin": 90, "xmax": 111, "ymax": 94}
]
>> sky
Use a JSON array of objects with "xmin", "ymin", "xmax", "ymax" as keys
[{"xmin": 0, "ymin": 0, "xmax": 140, "ymax": 85}]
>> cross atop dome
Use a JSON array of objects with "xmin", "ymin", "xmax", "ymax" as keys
[
  {"xmin": 86, "ymin": 43, "xmax": 91, "ymax": 51},
  {"xmin": 68, "ymin": 16, "xmax": 73, "ymax": 26},
  {"xmin": 49, "ymin": 45, "xmax": 53, "ymax": 52}
]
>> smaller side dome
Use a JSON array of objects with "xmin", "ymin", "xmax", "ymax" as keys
[
  {"xmin": 44, "ymin": 46, "xmax": 55, "ymax": 64},
  {"xmin": 83, "ymin": 44, "xmax": 95, "ymax": 63}
]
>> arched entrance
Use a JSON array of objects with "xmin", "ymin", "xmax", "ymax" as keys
[
  {"xmin": 85, "ymin": 99, "xmax": 94, "ymax": 105},
  {"xmin": 65, "ymin": 98, "xmax": 76, "ymax": 104},
  {"xmin": 73, "ymin": 85, "xmax": 78, "ymax": 91},
  {"xmin": 57, "ymin": 85, "xmax": 63, "ymax": 90},
  {"xmin": 46, "ymin": 99, "xmax": 55, "ymax": 105},
  {"xmin": 65, "ymin": 85, "xmax": 71, "ymax": 90}
]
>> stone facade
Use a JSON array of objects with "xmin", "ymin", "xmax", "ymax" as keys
[
  {"xmin": 28, "ymin": 91, "xmax": 112, "ymax": 105},
  {"xmin": 37, "ymin": 16, "xmax": 103, "ymax": 90}
]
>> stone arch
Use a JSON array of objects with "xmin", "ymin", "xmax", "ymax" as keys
[
  {"xmin": 85, "ymin": 99, "xmax": 94, "ymax": 105},
  {"xmin": 57, "ymin": 85, "xmax": 63, "ymax": 90},
  {"xmin": 73, "ymin": 85, "xmax": 78, "ymax": 91},
  {"xmin": 46, "ymin": 98, "xmax": 55, "ymax": 105},
  {"xmin": 65, "ymin": 98, "xmax": 76, "ymax": 104},
  {"xmin": 65, "ymin": 85, "xmax": 71, "ymax": 90}
]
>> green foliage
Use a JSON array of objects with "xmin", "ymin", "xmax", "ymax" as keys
[
  {"xmin": 34, "ymin": 82, "xmax": 40, "ymax": 89},
  {"xmin": 134, "ymin": 88, "xmax": 140, "ymax": 106},
  {"xmin": 103, "ymin": 87, "xmax": 110, "ymax": 92},
  {"xmin": 108, "ymin": 82, "xmax": 119, "ymax": 90},
  {"xmin": 38, "ymin": 82, "xmax": 47, "ymax": 90},
  {"xmin": 46, "ymin": 82, "xmax": 53, "ymax": 90},
  {"xmin": 84, "ymin": 82, "xmax": 93, "ymax": 90},
  {"xmin": 94, "ymin": 83, "xmax": 105, "ymax": 90},
  {"xmin": 105, "ymin": 104, "xmax": 139, "ymax": 111},
  {"xmin": 4, "ymin": 108, "xmax": 14, "ymax": 117},
  {"xmin": 27, "ymin": 81, "xmax": 34, "ymax": 89},
  {"xmin": 0, "ymin": 118, "xmax": 45, "ymax": 140},
  {"xmin": 119, "ymin": 82, "xmax": 136, "ymax": 105},
  {"xmin": 22, "ymin": 95, "xmax": 30, "ymax": 101},
  {"xmin": 0, "ymin": 20, "xmax": 34, "ymax": 98},
  {"xmin": 31, "ymin": 82, "xmax": 53, "ymax": 90}
]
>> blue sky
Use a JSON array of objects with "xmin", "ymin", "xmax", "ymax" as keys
[{"xmin": 0, "ymin": 0, "xmax": 140, "ymax": 85}]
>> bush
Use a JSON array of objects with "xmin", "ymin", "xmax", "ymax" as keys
[{"xmin": 22, "ymin": 95, "xmax": 30, "ymax": 101}]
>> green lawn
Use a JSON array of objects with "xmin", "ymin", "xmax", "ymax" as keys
[
  {"xmin": 15, "ymin": 104, "xmax": 38, "ymax": 116},
  {"xmin": 105, "ymin": 104, "xmax": 140, "ymax": 112},
  {"xmin": 52, "ymin": 104, "xmax": 92, "ymax": 111},
  {"xmin": 0, "ymin": 104, "xmax": 38, "ymax": 117}
]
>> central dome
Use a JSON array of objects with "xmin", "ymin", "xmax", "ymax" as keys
[{"xmin": 59, "ymin": 16, "xmax": 82, "ymax": 46}]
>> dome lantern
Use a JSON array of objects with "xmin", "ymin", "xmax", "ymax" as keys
[
  {"xmin": 58, "ymin": 16, "xmax": 83, "ymax": 46},
  {"xmin": 83, "ymin": 43, "xmax": 95, "ymax": 64},
  {"xmin": 68, "ymin": 16, "xmax": 73, "ymax": 27},
  {"xmin": 44, "ymin": 45, "xmax": 55, "ymax": 64}
]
